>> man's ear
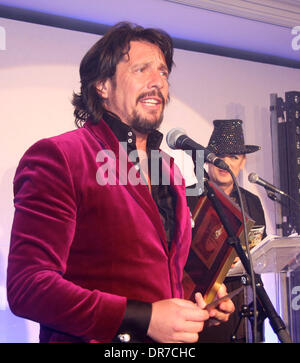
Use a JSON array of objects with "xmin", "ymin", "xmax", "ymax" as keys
[{"xmin": 96, "ymin": 79, "xmax": 109, "ymax": 99}]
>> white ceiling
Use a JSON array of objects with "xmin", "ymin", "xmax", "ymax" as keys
[
  {"xmin": 0, "ymin": 0, "xmax": 300, "ymax": 65},
  {"xmin": 165, "ymin": 0, "xmax": 300, "ymax": 28}
]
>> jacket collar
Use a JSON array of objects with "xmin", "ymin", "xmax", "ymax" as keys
[{"xmin": 102, "ymin": 112, "xmax": 163, "ymax": 151}]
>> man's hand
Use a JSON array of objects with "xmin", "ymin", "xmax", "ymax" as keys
[
  {"xmin": 147, "ymin": 295, "xmax": 209, "ymax": 343},
  {"xmin": 196, "ymin": 284, "xmax": 235, "ymax": 326}
]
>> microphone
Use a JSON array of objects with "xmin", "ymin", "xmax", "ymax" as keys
[
  {"xmin": 166, "ymin": 128, "xmax": 229, "ymax": 171},
  {"xmin": 248, "ymin": 172, "xmax": 288, "ymax": 196}
]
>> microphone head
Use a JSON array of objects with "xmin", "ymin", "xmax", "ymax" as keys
[
  {"xmin": 248, "ymin": 172, "xmax": 259, "ymax": 183},
  {"xmin": 166, "ymin": 128, "xmax": 186, "ymax": 150}
]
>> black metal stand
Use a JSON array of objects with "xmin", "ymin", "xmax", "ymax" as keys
[
  {"xmin": 204, "ymin": 180, "xmax": 292, "ymax": 343},
  {"xmin": 231, "ymin": 301, "xmax": 266, "ymax": 343},
  {"xmin": 267, "ymin": 190, "xmax": 300, "ymax": 235},
  {"xmin": 230, "ymin": 276, "xmax": 267, "ymax": 343}
]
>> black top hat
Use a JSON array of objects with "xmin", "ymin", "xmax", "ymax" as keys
[{"xmin": 207, "ymin": 119, "xmax": 260, "ymax": 155}]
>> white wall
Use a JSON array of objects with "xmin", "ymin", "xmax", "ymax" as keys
[{"xmin": 1, "ymin": 17, "xmax": 300, "ymax": 342}]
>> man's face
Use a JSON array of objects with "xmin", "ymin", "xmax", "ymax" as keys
[
  {"xmin": 207, "ymin": 154, "xmax": 246, "ymax": 191},
  {"xmin": 98, "ymin": 40, "xmax": 170, "ymax": 134}
]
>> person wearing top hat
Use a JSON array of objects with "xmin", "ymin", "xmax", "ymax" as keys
[
  {"xmin": 206, "ymin": 119, "xmax": 266, "ymax": 234},
  {"xmin": 187, "ymin": 119, "xmax": 266, "ymax": 237},
  {"xmin": 187, "ymin": 119, "xmax": 267, "ymax": 343}
]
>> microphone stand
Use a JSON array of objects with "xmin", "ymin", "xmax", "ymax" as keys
[
  {"xmin": 267, "ymin": 189, "xmax": 300, "ymax": 234},
  {"xmin": 204, "ymin": 177, "xmax": 292, "ymax": 343},
  {"xmin": 267, "ymin": 191, "xmax": 287, "ymax": 206},
  {"xmin": 267, "ymin": 190, "xmax": 300, "ymax": 209}
]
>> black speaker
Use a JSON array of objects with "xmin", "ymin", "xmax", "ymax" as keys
[{"xmin": 277, "ymin": 91, "xmax": 300, "ymax": 235}]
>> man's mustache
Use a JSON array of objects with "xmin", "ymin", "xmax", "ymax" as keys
[{"xmin": 136, "ymin": 90, "xmax": 167, "ymax": 106}]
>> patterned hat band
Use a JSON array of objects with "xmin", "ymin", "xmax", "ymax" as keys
[{"xmin": 207, "ymin": 119, "xmax": 260, "ymax": 155}]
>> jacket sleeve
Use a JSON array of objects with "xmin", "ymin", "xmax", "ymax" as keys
[{"xmin": 7, "ymin": 138, "xmax": 127, "ymax": 342}]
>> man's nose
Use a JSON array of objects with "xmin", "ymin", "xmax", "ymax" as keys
[{"xmin": 147, "ymin": 71, "xmax": 164, "ymax": 90}]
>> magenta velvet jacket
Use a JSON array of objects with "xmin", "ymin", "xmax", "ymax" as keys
[{"xmin": 7, "ymin": 119, "xmax": 192, "ymax": 343}]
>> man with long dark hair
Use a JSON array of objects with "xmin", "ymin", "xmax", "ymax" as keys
[{"xmin": 7, "ymin": 22, "xmax": 234, "ymax": 343}]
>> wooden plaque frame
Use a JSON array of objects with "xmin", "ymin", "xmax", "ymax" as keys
[{"xmin": 183, "ymin": 182, "xmax": 254, "ymax": 303}]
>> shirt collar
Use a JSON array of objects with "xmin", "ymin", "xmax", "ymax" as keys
[{"xmin": 103, "ymin": 111, "xmax": 163, "ymax": 152}]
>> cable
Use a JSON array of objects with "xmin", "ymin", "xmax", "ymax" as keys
[{"xmin": 228, "ymin": 170, "xmax": 258, "ymax": 343}]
